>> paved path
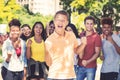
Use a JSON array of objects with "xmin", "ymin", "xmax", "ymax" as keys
[{"xmin": 0, "ymin": 63, "xmax": 102, "ymax": 80}]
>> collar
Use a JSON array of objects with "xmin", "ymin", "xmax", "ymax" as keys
[{"xmin": 53, "ymin": 31, "xmax": 68, "ymax": 38}]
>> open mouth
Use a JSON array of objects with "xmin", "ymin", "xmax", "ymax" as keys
[{"xmin": 58, "ymin": 26, "xmax": 63, "ymax": 28}]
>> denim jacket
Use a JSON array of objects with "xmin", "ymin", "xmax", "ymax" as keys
[{"xmin": 2, "ymin": 38, "xmax": 27, "ymax": 72}]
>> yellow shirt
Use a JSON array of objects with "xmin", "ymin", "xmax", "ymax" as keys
[
  {"xmin": 45, "ymin": 31, "xmax": 78, "ymax": 79},
  {"xmin": 30, "ymin": 37, "xmax": 45, "ymax": 62}
]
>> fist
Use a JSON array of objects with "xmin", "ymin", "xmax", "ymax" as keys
[
  {"xmin": 81, "ymin": 37, "xmax": 87, "ymax": 45},
  {"xmin": 82, "ymin": 60, "xmax": 88, "ymax": 67}
]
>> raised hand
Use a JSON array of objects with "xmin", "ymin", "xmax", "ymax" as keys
[
  {"xmin": 106, "ymin": 35, "xmax": 114, "ymax": 44},
  {"xmin": 81, "ymin": 37, "xmax": 87, "ymax": 45}
]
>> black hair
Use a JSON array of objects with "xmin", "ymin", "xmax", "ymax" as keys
[
  {"xmin": 9, "ymin": 19, "xmax": 21, "ymax": 28},
  {"xmin": 84, "ymin": 16, "xmax": 96, "ymax": 24},
  {"xmin": 21, "ymin": 24, "xmax": 31, "ymax": 29},
  {"xmin": 67, "ymin": 23, "xmax": 79, "ymax": 38},
  {"xmin": 31, "ymin": 21, "xmax": 46, "ymax": 41},
  {"xmin": 49, "ymin": 20, "xmax": 54, "ymax": 26},
  {"xmin": 101, "ymin": 17, "xmax": 113, "ymax": 26}
]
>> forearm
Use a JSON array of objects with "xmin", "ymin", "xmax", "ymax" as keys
[
  {"xmin": 76, "ymin": 43, "xmax": 86, "ymax": 59},
  {"xmin": 26, "ymin": 47, "xmax": 31, "ymax": 59},
  {"xmin": 45, "ymin": 51, "xmax": 52, "ymax": 67},
  {"xmin": 112, "ymin": 41, "xmax": 120, "ymax": 54},
  {"xmin": 87, "ymin": 53, "xmax": 99, "ymax": 64}
]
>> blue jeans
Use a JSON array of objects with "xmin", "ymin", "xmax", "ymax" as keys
[
  {"xmin": 76, "ymin": 66, "xmax": 96, "ymax": 80},
  {"xmin": 47, "ymin": 78, "xmax": 75, "ymax": 80},
  {"xmin": 1, "ymin": 66, "xmax": 23, "ymax": 80}
]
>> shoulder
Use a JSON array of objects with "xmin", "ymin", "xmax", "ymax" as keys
[
  {"xmin": 112, "ymin": 34, "xmax": 120, "ymax": 42},
  {"xmin": 27, "ymin": 37, "xmax": 34, "ymax": 42},
  {"xmin": 3, "ymin": 38, "xmax": 11, "ymax": 45},
  {"xmin": 45, "ymin": 33, "xmax": 55, "ymax": 43},
  {"xmin": 93, "ymin": 32, "xmax": 100, "ymax": 37}
]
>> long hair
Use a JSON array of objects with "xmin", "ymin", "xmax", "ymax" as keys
[
  {"xmin": 31, "ymin": 21, "xmax": 46, "ymax": 41},
  {"xmin": 67, "ymin": 23, "xmax": 79, "ymax": 38}
]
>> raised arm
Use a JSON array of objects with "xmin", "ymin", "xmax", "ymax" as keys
[{"xmin": 75, "ymin": 37, "xmax": 87, "ymax": 59}]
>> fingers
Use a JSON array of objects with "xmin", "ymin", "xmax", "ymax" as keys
[
  {"xmin": 81, "ymin": 37, "xmax": 87, "ymax": 45},
  {"xmin": 82, "ymin": 60, "xmax": 88, "ymax": 67}
]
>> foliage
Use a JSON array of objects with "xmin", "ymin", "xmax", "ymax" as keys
[
  {"xmin": 60, "ymin": 0, "xmax": 120, "ymax": 33},
  {"xmin": 60, "ymin": 0, "xmax": 73, "ymax": 22},
  {"xmin": 0, "ymin": 0, "xmax": 21, "ymax": 23},
  {"xmin": 0, "ymin": 0, "xmax": 53, "ymax": 30},
  {"xmin": 71, "ymin": 12, "xmax": 88, "ymax": 33},
  {"xmin": 71, "ymin": 0, "xmax": 120, "ymax": 33}
]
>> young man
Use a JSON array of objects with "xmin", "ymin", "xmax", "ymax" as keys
[
  {"xmin": 100, "ymin": 17, "xmax": 120, "ymax": 80},
  {"xmin": 45, "ymin": 10, "xmax": 87, "ymax": 80},
  {"xmin": 77, "ymin": 16, "xmax": 102, "ymax": 80}
]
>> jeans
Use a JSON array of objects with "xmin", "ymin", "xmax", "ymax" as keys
[
  {"xmin": 1, "ymin": 66, "xmax": 24, "ymax": 80},
  {"xmin": 100, "ymin": 72, "xmax": 118, "ymax": 80},
  {"xmin": 117, "ymin": 64, "xmax": 120, "ymax": 80},
  {"xmin": 76, "ymin": 66, "xmax": 96, "ymax": 80},
  {"xmin": 47, "ymin": 78, "xmax": 75, "ymax": 80}
]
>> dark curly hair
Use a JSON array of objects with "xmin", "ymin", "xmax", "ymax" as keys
[
  {"xmin": 9, "ymin": 19, "xmax": 21, "ymax": 28},
  {"xmin": 101, "ymin": 17, "xmax": 113, "ymax": 26}
]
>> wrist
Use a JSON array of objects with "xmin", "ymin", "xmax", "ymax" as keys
[{"xmin": 27, "ymin": 45, "xmax": 31, "ymax": 48}]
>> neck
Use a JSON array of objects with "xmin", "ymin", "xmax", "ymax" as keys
[
  {"xmin": 10, "ymin": 37, "xmax": 18, "ymax": 42},
  {"xmin": 55, "ymin": 30, "xmax": 65, "ymax": 37},
  {"xmin": 34, "ymin": 35, "xmax": 42, "ymax": 43},
  {"xmin": 35, "ymin": 34, "xmax": 41, "ymax": 38},
  {"xmin": 86, "ymin": 30, "xmax": 93, "ymax": 36}
]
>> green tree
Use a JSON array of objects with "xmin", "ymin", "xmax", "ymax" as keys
[
  {"xmin": 0, "ymin": 0, "xmax": 22, "ymax": 23},
  {"xmin": 71, "ymin": 0, "xmax": 120, "ymax": 34},
  {"xmin": 60, "ymin": 0, "xmax": 73, "ymax": 22},
  {"xmin": 0, "ymin": 0, "xmax": 53, "ymax": 29}
]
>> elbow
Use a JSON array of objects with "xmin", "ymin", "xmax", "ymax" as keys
[{"xmin": 79, "ymin": 54, "xmax": 83, "ymax": 59}]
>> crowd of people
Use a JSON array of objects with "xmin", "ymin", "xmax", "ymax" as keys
[{"xmin": 0, "ymin": 10, "xmax": 120, "ymax": 80}]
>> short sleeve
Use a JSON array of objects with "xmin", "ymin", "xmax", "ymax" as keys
[{"xmin": 95, "ymin": 34, "xmax": 102, "ymax": 47}]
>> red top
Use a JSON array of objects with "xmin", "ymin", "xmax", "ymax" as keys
[
  {"xmin": 78, "ymin": 32, "xmax": 102, "ymax": 68},
  {"xmin": 15, "ymin": 47, "xmax": 21, "ymax": 57}
]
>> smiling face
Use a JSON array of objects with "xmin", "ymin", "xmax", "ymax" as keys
[
  {"xmin": 102, "ymin": 24, "xmax": 112, "ymax": 36},
  {"xmin": 22, "ymin": 26, "xmax": 31, "ymax": 37},
  {"xmin": 84, "ymin": 19, "xmax": 94, "ymax": 32},
  {"xmin": 34, "ymin": 23, "xmax": 43, "ymax": 36},
  {"xmin": 54, "ymin": 14, "xmax": 68, "ymax": 36},
  {"xmin": 10, "ymin": 26, "xmax": 20, "ymax": 39}
]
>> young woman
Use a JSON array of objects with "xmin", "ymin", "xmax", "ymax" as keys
[
  {"xmin": 20, "ymin": 24, "xmax": 31, "ymax": 41},
  {"xmin": 1, "ymin": 19, "xmax": 27, "ymax": 80},
  {"xmin": 26, "ymin": 22, "xmax": 47, "ymax": 80}
]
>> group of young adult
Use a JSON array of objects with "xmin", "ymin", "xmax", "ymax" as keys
[{"xmin": 1, "ymin": 10, "xmax": 120, "ymax": 80}]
